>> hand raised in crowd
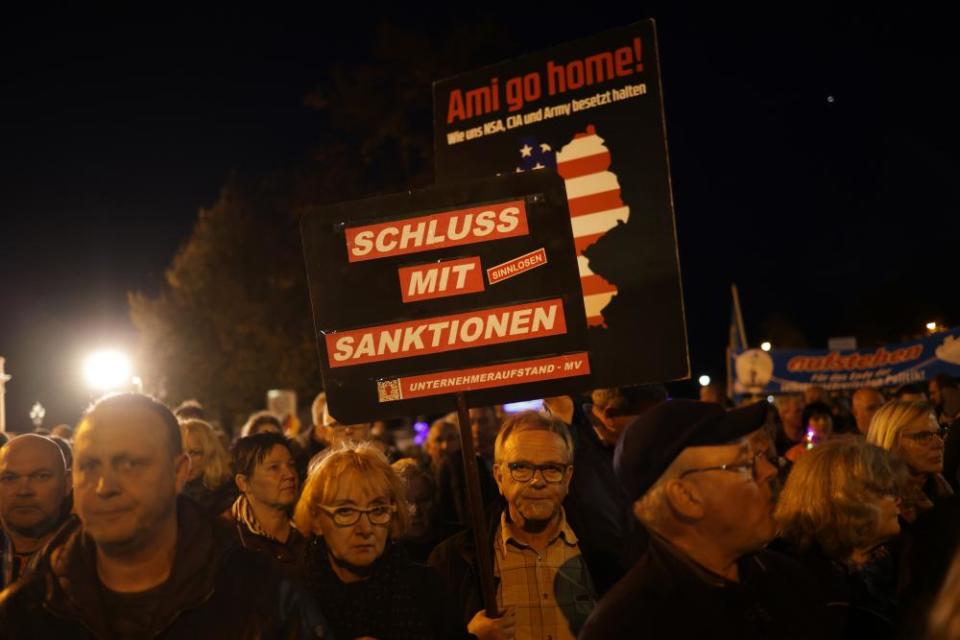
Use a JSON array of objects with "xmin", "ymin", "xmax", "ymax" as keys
[{"xmin": 468, "ymin": 607, "xmax": 516, "ymax": 640}]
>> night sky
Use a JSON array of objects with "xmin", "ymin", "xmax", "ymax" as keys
[{"xmin": 2, "ymin": 5, "xmax": 958, "ymax": 427}]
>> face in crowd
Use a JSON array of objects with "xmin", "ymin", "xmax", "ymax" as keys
[
  {"xmin": 852, "ymin": 388, "xmax": 885, "ymax": 435},
  {"xmin": 0, "ymin": 436, "xmax": 70, "ymax": 540},
  {"xmin": 896, "ymin": 412, "xmax": 944, "ymax": 475},
  {"xmin": 673, "ymin": 431, "xmax": 779, "ymax": 554},
  {"xmin": 469, "ymin": 408, "xmax": 499, "ymax": 459},
  {"xmin": 401, "ymin": 473, "xmax": 435, "ymax": 541},
  {"xmin": 298, "ymin": 446, "xmax": 406, "ymax": 582},
  {"xmin": 322, "ymin": 407, "xmax": 371, "ymax": 448},
  {"xmin": 238, "ymin": 443, "xmax": 298, "ymax": 510},
  {"xmin": 806, "ymin": 411, "xmax": 833, "ymax": 442},
  {"xmin": 426, "ymin": 419, "xmax": 460, "ymax": 466},
  {"xmin": 184, "ymin": 430, "xmax": 208, "ymax": 483},
  {"xmin": 493, "ymin": 426, "xmax": 573, "ymax": 532},
  {"xmin": 73, "ymin": 401, "xmax": 188, "ymax": 550},
  {"xmin": 777, "ymin": 396, "xmax": 804, "ymax": 441}
]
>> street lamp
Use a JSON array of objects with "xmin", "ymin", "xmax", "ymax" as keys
[
  {"xmin": 926, "ymin": 322, "xmax": 938, "ymax": 333},
  {"xmin": 698, "ymin": 375, "xmax": 711, "ymax": 387},
  {"xmin": 83, "ymin": 350, "xmax": 133, "ymax": 392},
  {"xmin": 760, "ymin": 341, "xmax": 772, "ymax": 352}
]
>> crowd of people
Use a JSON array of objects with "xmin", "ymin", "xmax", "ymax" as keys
[{"xmin": 0, "ymin": 377, "xmax": 956, "ymax": 638}]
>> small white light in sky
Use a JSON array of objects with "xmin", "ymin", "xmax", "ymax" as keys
[
  {"xmin": 83, "ymin": 350, "xmax": 132, "ymax": 391},
  {"xmin": 761, "ymin": 341, "xmax": 772, "ymax": 352},
  {"xmin": 827, "ymin": 95, "xmax": 835, "ymax": 103},
  {"xmin": 698, "ymin": 375, "xmax": 711, "ymax": 387}
]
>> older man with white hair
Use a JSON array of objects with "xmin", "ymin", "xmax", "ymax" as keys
[{"xmin": 580, "ymin": 400, "xmax": 832, "ymax": 639}]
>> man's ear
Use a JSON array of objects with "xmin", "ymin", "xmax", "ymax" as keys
[
  {"xmin": 664, "ymin": 479, "xmax": 705, "ymax": 522},
  {"xmin": 492, "ymin": 462, "xmax": 506, "ymax": 496},
  {"xmin": 173, "ymin": 453, "xmax": 191, "ymax": 493}
]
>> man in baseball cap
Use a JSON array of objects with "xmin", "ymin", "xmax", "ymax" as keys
[{"xmin": 580, "ymin": 399, "xmax": 833, "ymax": 639}]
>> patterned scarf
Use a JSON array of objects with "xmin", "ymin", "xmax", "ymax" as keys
[{"xmin": 231, "ymin": 494, "xmax": 295, "ymax": 542}]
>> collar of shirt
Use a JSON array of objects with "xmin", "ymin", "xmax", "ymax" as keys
[
  {"xmin": 648, "ymin": 530, "xmax": 741, "ymax": 589},
  {"xmin": 498, "ymin": 507, "xmax": 578, "ymax": 556}
]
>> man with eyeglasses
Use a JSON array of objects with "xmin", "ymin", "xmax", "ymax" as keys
[
  {"xmin": 580, "ymin": 399, "xmax": 832, "ymax": 639},
  {"xmin": 431, "ymin": 410, "xmax": 597, "ymax": 640}
]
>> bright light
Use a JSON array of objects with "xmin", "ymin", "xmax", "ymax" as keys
[
  {"xmin": 698, "ymin": 375, "xmax": 711, "ymax": 387},
  {"xmin": 760, "ymin": 341, "xmax": 772, "ymax": 352},
  {"xmin": 83, "ymin": 350, "xmax": 132, "ymax": 391},
  {"xmin": 926, "ymin": 322, "xmax": 937, "ymax": 331},
  {"xmin": 767, "ymin": 395, "xmax": 775, "ymax": 403}
]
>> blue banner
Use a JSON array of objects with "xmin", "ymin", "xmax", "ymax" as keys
[{"xmin": 731, "ymin": 328, "xmax": 960, "ymax": 396}]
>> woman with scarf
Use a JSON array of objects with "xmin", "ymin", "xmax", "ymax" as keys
[{"xmin": 229, "ymin": 432, "xmax": 306, "ymax": 576}]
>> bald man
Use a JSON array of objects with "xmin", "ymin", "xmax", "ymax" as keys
[
  {"xmin": 0, "ymin": 393, "xmax": 329, "ymax": 638},
  {"xmin": 852, "ymin": 388, "xmax": 885, "ymax": 435},
  {"xmin": 0, "ymin": 435, "xmax": 71, "ymax": 588}
]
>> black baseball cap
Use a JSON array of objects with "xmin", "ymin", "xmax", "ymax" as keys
[{"xmin": 614, "ymin": 399, "xmax": 769, "ymax": 501}]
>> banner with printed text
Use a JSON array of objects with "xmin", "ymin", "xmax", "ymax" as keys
[
  {"xmin": 731, "ymin": 329, "xmax": 960, "ymax": 396},
  {"xmin": 301, "ymin": 172, "xmax": 590, "ymax": 423},
  {"xmin": 433, "ymin": 18, "xmax": 689, "ymax": 388}
]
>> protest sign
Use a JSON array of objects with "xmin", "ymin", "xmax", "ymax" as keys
[
  {"xmin": 301, "ymin": 171, "xmax": 589, "ymax": 423},
  {"xmin": 433, "ymin": 19, "xmax": 689, "ymax": 388},
  {"xmin": 731, "ymin": 328, "xmax": 960, "ymax": 397}
]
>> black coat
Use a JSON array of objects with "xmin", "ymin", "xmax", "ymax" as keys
[
  {"xmin": 579, "ymin": 534, "xmax": 836, "ymax": 640},
  {"xmin": 564, "ymin": 402, "xmax": 647, "ymax": 595},
  {"xmin": 304, "ymin": 536, "xmax": 467, "ymax": 640},
  {"xmin": 0, "ymin": 496, "xmax": 331, "ymax": 639},
  {"xmin": 228, "ymin": 515, "xmax": 309, "ymax": 580}
]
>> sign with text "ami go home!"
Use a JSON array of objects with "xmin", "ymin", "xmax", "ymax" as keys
[
  {"xmin": 433, "ymin": 19, "xmax": 690, "ymax": 388},
  {"xmin": 301, "ymin": 171, "xmax": 590, "ymax": 423}
]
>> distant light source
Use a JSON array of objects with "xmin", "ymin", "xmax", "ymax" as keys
[
  {"xmin": 698, "ymin": 375, "xmax": 711, "ymax": 387},
  {"xmin": 83, "ymin": 350, "xmax": 132, "ymax": 391},
  {"xmin": 926, "ymin": 322, "xmax": 938, "ymax": 332},
  {"xmin": 767, "ymin": 395, "xmax": 775, "ymax": 404},
  {"xmin": 503, "ymin": 399, "xmax": 544, "ymax": 414},
  {"xmin": 760, "ymin": 341, "xmax": 772, "ymax": 352}
]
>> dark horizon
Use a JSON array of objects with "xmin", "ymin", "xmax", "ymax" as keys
[{"xmin": 2, "ymin": 5, "xmax": 958, "ymax": 427}]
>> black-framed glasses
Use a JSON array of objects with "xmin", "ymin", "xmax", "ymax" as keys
[
  {"xmin": 679, "ymin": 451, "xmax": 775, "ymax": 482},
  {"xmin": 902, "ymin": 430, "xmax": 943, "ymax": 445},
  {"xmin": 317, "ymin": 504, "xmax": 396, "ymax": 527},
  {"xmin": 506, "ymin": 462, "xmax": 570, "ymax": 484}
]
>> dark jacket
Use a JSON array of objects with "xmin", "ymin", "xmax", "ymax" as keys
[
  {"xmin": 564, "ymin": 402, "xmax": 646, "ymax": 594},
  {"xmin": 304, "ymin": 536, "xmax": 467, "ymax": 640},
  {"xmin": 777, "ymin": 543, "xmax": 895, "ymax": 639},
  {"xmin": 0, "ymin": 496, "xmax": 330, "ymax": 639},
  {"xmin": 429, "ymin": 503, "xmax": 599, "ymax": 627},
  {"xmin": 579, "ymin": 533, "xmax": 835, "ymax": 640},
  {"xmin": 434, "ymin": 454, "xmax": 499, "ymax": 530},
  {"xmin": 229, "ymin": 516, "xmax": 309, "ymax": 579},
  {"xmin": 182, "ymin": 476, "xmax": 238, "ymax": 517}
]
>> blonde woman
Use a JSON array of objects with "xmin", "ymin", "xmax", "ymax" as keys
[
  {"xmin": 867, "ymin": 400, "xmax": 951, "ymax": 519},
  {"xmin": 775, "ymin": 436, "xmax": 903, "ymax": 637},
  {"xmin": 294, "ymin": 443, "xmax": 475, "ymax": 639},
  {"xmin": 180, "ymin": 419, "xmax": 236, "ymax": 516}
]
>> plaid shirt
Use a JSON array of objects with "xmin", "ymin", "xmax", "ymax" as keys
[{"xmin": 494, "ymin": 509, "xmax": 596, "ymax": 640}]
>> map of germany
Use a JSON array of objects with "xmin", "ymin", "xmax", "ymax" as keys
[{"xmin": 516, "ymin": 125, "xmax": 627, "ymax": 327}]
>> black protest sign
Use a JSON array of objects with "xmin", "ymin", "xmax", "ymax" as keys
[
  {"xmin": 433, "ymin": 19, "xmax": 689, "ymax": 388},
  {"xmin": 301, "ymin": 171, "xmax": 589, "ymax": 423}
]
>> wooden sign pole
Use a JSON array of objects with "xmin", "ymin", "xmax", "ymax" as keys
[{"xmin": 454, "ymin": 391, "xmax": 499, "ymax": 617}]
